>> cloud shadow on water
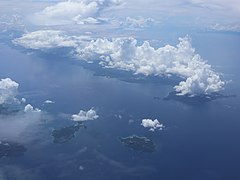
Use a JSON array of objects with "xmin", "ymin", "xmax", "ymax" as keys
[
  {"xmin": 32, "ymin": 49, "xmax": 183, "ymax": 86},
  {"xmin": 82, "ymin": 61, "xmax": 182, "ymax": 86}
]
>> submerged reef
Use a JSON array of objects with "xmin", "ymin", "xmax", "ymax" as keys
[{"xmin": 120, "ymin": 135, "xmax": 155, "ymax": 152}]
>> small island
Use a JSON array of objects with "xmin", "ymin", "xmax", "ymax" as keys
[
  {"xmin": 52, "ymin": 123, "xmax": 86, "ymax": 144},
  {"xmin": 119, "ymin": 135, "xmax": 155, "ymax": 152},
  {"xmin": 0, "ymin": 141, "xmax": 27, "ymax": 158},
  {"xmin": 163, "ymin": 91, "xmax": 234, "ymax": 104}
]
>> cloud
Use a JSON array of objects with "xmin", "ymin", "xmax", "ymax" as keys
[
  {"xmin": 76, "ymin": 36, "xmax": 225, "ymax": 95},
  {"xmin": 44, "ymin": 100, "xmax": 55, "ymax": 104},
  {"xmin": 0, "ymin": 78, "xmax": 19, "ymax": 105},
  {"xmin": 0, "ymin": 13, "xmax": 26, "ymax": 33},
  {"xmin": 1, "ymin": 0, "xmax": 240, "ymax": 34},
  {"xmin": 187, "ymin": 0, "xmax": 240, "ymax": 14},
  {"xmin": 21, "ymin": 98, "xmax": 26, "ymax": 103},
  {"xmin": 121, "ymin": 17, "xmax": 156, "ymax": 29},
  {"xmin": 207, "ymin": 23, "xmax": 240, "ymax": 32},
  {"xmin": 0, "ymin": 78, "xmax": 48, "ymax": 143},
  {"xmin": 0, "ymin": 104, "xmax": 44, "ymax": 143},
  {"xmin": 141, "ymin": 119, "xmax": 164, "ymax": 131},
  {"xmin": 13, "ymin": 30, "xmax": 225, "ymax": 95},
  {"xmin": 24, "ymin": 104, "xmax": 41, "ymax": 113},
  {"xmin": 32, "ymin": 0, "xmax": 122, "ymax": 26},
  {"xmin": 118, "ymin": 0, "xmax": 240, "ymax": 33},
  {"xmin": 174, "ymin": 68, "xmax": 225, "ymax": 95},
  {"xmin": 13, "ymin": 30, "xmax": 78, "ymax": 49},
  {"xmin": 71, "ymin": 108, "xmax": 99, "ymax": 122}
]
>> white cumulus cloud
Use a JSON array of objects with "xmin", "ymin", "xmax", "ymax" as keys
[
  {"xmin": 121, "ymin": 17, "xmax": 156, "ymax": 29},
  {"xmin": 72, "ymin": 108, "xmax": 99, "ymax": 122},
  {"xmin": 24, "ymin": 104, "xmax": 41, "ymax": 113},
  {"xmin": 32, "ymin": 0, "xmax": 122, "ymax": 26},
  {"xmin": 21, "ymin": 98, "xmax": 26, "ymax": 103},
  {"xmin": 13, "ymin": 30, "xmax": 78, "ymax": 49},
  {"xmin": 141, "ymin": 119, "xmax": 164, "ymax": 131},
  {"xmin": 0, "ymin": 78, "xmax": 19, "ymax": 105},
  {"xmin": 76, "ymin": 36, "xmax": 225, "ymax": 95},
  {"xmin": 13, "ymin": 30, "xmax": 225, "ymax": 96}
]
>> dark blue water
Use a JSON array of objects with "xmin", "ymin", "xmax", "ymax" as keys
[{"xmin": 0, "ymin": 32, "xmax": 240, "ymax": 180}]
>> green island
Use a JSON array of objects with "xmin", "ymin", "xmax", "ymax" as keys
[
  {"xmin": 120, "ymin": 135, "xmax": 155, "ymax": 152},
  {"xmin": 52, "ymin": 123, "xmax": 86, "ymax": 144}
]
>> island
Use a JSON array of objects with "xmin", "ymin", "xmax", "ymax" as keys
[
  {"xmin": 52, "ymin": 123, "xmax": 86, "ymax": 144},
  {"xmin": 163, "ymin": 91, "xmax": 235, "ymax": 105},
  {"xmin": 119, "ymin": 135, "xmax": 155, "ymax": 152}
]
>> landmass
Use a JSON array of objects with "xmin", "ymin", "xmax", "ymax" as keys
[
  {"xmin": 163, "ymin": 91, "xmax": 235, "ymax": 105},
  {"xmin": 52, "ymin": 123, "xmax": 86, "ymax": 144},
  {"xmin": 119, "ymin": 135, "xmax": 155, "ymax": 152}
]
